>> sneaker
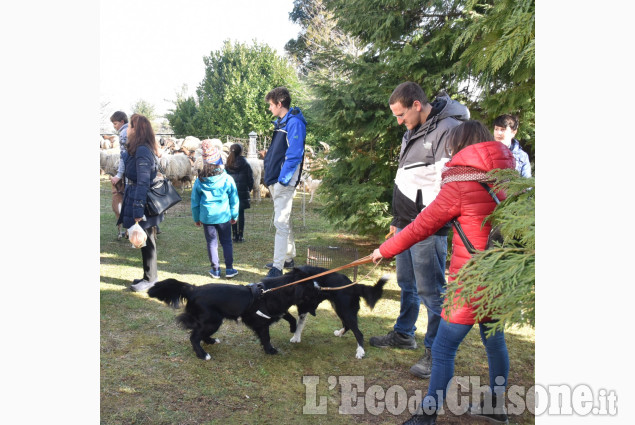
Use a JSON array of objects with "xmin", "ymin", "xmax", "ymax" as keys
[
  {"xmin": 468, "ymin": 399, "xmax": 509, "ymax": 424},
  {"xmin": 369, "ymin": 330, "xmax": 417, "ymax": 349},
  {"xmin": 225, "ymin": 268, "xmax": 239, "ymax": 278},
  {"xmin": 409, "ymin": 347, "xmax": 432, "ymax": 378},
  {"xmin": 265, "ymin": 259, "xmax": 294, "ymax": 269},
  {"xmin": 209, "ymin": 269, "xmax": 221, "ymax": 279},
  {"xmin": 130, "ymin": 279, "xmax": 157, "ymax": 292},
  {"xmin": 401, "ymin": 411, "xmax": 437, "ymax": 425},
  {"xmin": 265, "ymin": 267, "xmax": 283, "ymax": 278}
]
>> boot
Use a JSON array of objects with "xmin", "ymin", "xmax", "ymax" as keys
[{"xmin": 468, "ymin": 393, "xmax": 509, "ymax": 424}]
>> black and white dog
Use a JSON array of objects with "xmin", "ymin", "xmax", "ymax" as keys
[
  {"xmin": 148, "ymin": 266, "xmax": 388, "ymax": 360},
  {"xmin": 286, "ymin": 266, "xmax": 389, "ymax": 359}
]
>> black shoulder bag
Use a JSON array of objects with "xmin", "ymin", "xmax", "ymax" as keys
[
  {"xmin": 450, "ymin": 182, "xmax": 503, "ymax": 255},
  {"xmin": 145, "ymin": 155, "xmax": 182, "ymax": 216}
]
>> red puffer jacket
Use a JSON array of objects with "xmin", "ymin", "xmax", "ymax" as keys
[{"xmin": 380, "ymin": 141, "xmax": 515, "ymax": 325}]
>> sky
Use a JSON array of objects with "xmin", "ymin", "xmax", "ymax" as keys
[{"xmin": 100, "ymin": 0, "xmax": 301, "ymax": 128}]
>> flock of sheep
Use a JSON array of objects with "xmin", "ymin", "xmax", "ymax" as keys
[{"xmin": 99, "ymin": 135, "xmax": 325, "ymax": 203}]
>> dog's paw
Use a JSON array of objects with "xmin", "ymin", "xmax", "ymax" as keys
[
  {"xmin": 290, "ymin": 335, "xmax": 301, "ymax": 343},
  {"xmin": 355, "ymin": 346, "xmax": 365, "ymax": 359},
  {"xmin": 205, "ymin": 353, "xmax": 211, "ymax": 361},
  {"xmin": 334, "ymin": 328, "xmax": 345, "ymax": 337},
  {"xmin": 265, "ymin": 346, "xmax": 278, "ymax": 355},
  {"xmin": 214, "ymin": 338, "xmax": 221, "ymax": 344}
]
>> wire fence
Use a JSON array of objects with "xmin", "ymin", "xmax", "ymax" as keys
[{"xmin": 100, "ymin": 182, "xmax": 317, "ymax": 235}]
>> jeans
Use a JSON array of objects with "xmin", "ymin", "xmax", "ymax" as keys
[
  {"xmin": 422, "ymin": 319, "xmax": 509, "ymax": 411},
  {"xmin": 203, "ymin": 222, "xmax": 234, "ymax": 269},
  {"xmin": 393, "ymin": 229, "xmax": 447, "ymax": 347},
  {"xmin": 269, "ymin": 183, "xmax": 296, "ymax": 270},
  {"xmin": 140, "ymin": 226, "xmax": 157, "ymax": 282}
]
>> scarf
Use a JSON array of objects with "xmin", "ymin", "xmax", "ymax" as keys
[{"xmin": 441, "ymin": 166, "xmax": 492, "ymax": 187}]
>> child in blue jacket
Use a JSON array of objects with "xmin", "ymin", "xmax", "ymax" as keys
[{"xmin": 191, "ymin": 139, "xmax": 239, "ymax": 278}]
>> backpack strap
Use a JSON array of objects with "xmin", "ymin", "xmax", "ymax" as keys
[{"xmin": 451, "ymin": 182, "xmax": 501, "ymax": 255}]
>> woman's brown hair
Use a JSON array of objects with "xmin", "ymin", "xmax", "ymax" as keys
[
  {"xmin": 447, "ymin": 120, "xmax": 494, "ymax": 156},
  {"xmin": 225, "ymin": 143, "xmax": 243, "ymax": 169},
  {"xmin": 126, "ymin": 114, "xmax": 159, "ymax": 157}
]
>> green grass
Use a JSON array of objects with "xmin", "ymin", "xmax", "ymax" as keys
[{"xmin": 100, "ymin": 176, "xmax": 535, "ymax": 424}]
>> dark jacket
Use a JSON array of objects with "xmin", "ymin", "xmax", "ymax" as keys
[
  {"xmin": 263, "ymin": 107, "xmax": 306, "ymax": 187},
  {"xmin": 117, "ymin": 145, "xmax": 164, "ymax": 229},
  {"xmin": 391, "ymin": 94, "xmax": 470, "ymax": 230},
  {"xmin": 226, "ymin": 155, "xmax": 254, "ymax": 209}
]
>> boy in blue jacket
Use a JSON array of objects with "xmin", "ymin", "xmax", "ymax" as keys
[
  {"xmin": 191, "ymin": 139, "xmax": 240, "ymax": 278},
  {"xmin": 263, "ymin": 87, "xmax": 307, "ymax": 277}
]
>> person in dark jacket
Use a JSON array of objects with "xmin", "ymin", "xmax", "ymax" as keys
[
  {"xmin": 263, "ymin": 87, "xmax": 306, "ymax": 277},
  {"xmin": 117, "ymin": 114, "xmax": 164, "ymax": 292},
  {"xmin": 371, "ymin": 121, "xmax": 515, "ymax": 425},
  {"xmin": 225, "ymin": 143, "xmax": 254, "ymax": 242}
]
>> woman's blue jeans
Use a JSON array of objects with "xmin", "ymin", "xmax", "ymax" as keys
[{"xmin": 422, "ymin": 319, "xmax": 509, "ymax": 411}]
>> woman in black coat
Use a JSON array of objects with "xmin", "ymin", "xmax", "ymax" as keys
[
  {"xmin": 225, "ymin": 143, "xmax": 254, "ymax": 242},
  {"xmin": 117, "ymin": 114, "xmax": 164, "ymax": 292}
]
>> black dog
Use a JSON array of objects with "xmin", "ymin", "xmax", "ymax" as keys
[
  {"xmin": 148, "ymin": 266, "xmax": 388, "ymax": 360},
  {"xmin": 286, "ymin": 266, "xmax": 389, "ymax": 359}
]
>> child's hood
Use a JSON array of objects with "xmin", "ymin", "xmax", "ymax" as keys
[{"xmin": 198, "ymin": 172, "xmax": 229, "ymax": 190}]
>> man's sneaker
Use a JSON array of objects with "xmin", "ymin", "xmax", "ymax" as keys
[
  {"xmin": 225, "ymin": 268, "xmax": 239, "ymax": 278},
  {"xmin": 468, "ymin": 398, "xmax": 509, "ymax": 424},
  {"xmin": 209, "ymin": 269, "xmax": 221, "ymax": 279},
  {"xmin": 266, "ymin": 267, "xmax": 283, "ymax": 278},
  {"xmin": 409, "ymin": 347, "xmax": 432, "ymax": 378},
  {"xmin": 265, "ymin": 259, "xmax": 295, "ymax": 269},
  {"xmin": 369, "ymin": 330, "xmax": 417, "ymax": 349},
  {"xmin": 130, "ymin": 279, "xmax": 156, "ymax": 292}
]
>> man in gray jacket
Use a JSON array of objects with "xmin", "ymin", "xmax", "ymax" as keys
[{"xmin": 369, "ymin": 82, "xmax": 469, "ymax": 379}]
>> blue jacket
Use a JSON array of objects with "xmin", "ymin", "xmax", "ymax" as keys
[
  {"xmin": 263, "ymin": 107, "xmax": 306, "ymax": 187},
  {"xmin": 510, "ymin": 139, "xmax": 531, "ymax": 177},
  {"xmin": 117, "ymin": 144, "xmax": 164, "ymax": 229},
  {"xmin": 191, "ymin": 171, "xmax": 239, "ymax": 225}
]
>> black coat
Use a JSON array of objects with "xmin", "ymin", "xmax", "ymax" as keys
[
  {"xmin": 117, "ymin": 145, "xmax": 164, "ymax": 229},
  {"xmin": 226, "ymin": 156, "xmax": 254, "ymax": 209}
]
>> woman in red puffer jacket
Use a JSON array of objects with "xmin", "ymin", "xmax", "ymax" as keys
[{"xmin": 371, "ymin": 121, "xmax": 516, "ymax": 425}]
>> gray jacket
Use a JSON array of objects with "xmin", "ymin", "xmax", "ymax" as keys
[{"xmin": 392, "ymin": 94, "xmax": 470, "ymax": 228}]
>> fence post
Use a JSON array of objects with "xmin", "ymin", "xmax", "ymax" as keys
[{"xmin": 248, "ymin": 131, "xmax": 258, "ymax": 159}]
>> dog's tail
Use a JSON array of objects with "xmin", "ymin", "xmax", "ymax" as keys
[
  {"xmin": 147, "ymin": 278, "xmax": 195, "ymax": 308},
  {"xmin": 356, "ymin": 275, "xmax": 390, "ymax": 309}
]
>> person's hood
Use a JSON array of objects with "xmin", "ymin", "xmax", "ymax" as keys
[
  {"xmin": 198, "ymin": 171, "xmax": 229, "ymax": 189},
  {"xmin": 411, "ymin": 94, "xmax": 470, "ymax": 139},
  {"xmin": 274, "ymin": 107, "xmax": 307, "ymax": 128},
  {"xmin": 446, "ymin": 141, "xmax": 515, "ymax": 172}
]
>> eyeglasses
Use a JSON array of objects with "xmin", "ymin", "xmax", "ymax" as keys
[{"xmin": 393, "ymin": 107, "xmax": 410, "ymax": 120}]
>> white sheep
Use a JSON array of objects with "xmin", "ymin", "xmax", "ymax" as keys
[
  {"xmin": 304, "ymin": 175, "xmax": 322, "ymax": 203},
  {"xmin": 100, "ymin": 149, "xmax": 120, "ymax": 176},
  {"xmin": 246, "ymin": 157, "xmax": 264, "ymax": 201},
  {"xmin": 181, "ymin": 136, "xmax": 201, "ymax": 153},
  {"xmin": 159, "ymin": 153, "xmax": 194, "ymax": 189}
]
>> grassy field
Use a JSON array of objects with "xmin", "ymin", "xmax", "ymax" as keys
[{"xmin": 100, "ymin": 176, "xmax": 535, "ymax": 424}]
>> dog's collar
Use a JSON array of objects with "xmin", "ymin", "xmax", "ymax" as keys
[{"xmin": 246, "ymin": 282, "xmax": 265, "ymax": 311}]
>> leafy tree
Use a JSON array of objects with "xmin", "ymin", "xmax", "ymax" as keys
[
  {"xmin": 166, "ymin": 40, "xmax": 303, "ymax": 140},
  {"xmin": 445, "ymin": 169, "xmax": 535, "ymax": 334},
  {"xmin": 131, "ymin": 99, "xmax": 157, "ymax": 122}
]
